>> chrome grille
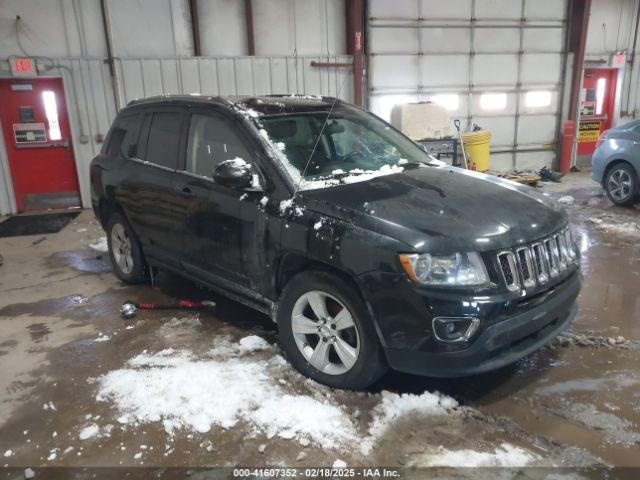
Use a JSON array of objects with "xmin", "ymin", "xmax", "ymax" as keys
[{"xmin": 497, "ymin": 228, "xmax": 576, "ymax": 291}]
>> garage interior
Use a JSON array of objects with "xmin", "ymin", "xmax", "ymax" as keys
[{"xmin": 1, "ymin": 0, "xmax": 640, "ymax": 477}]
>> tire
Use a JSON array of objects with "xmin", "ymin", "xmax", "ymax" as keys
[
  {"xmin": 277, "ymin": 271, "xmax": 387, "ymax": 390},
  {"xmin": 604, "ymin": 162, "xmax": 639, "ymax": 206},
  {"xmin": 106, "ymin": 212, "xmax": 148, "ymax": 284}
]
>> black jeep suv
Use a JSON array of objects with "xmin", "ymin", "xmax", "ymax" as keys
[{"xmin": 90, "ymin": 94, "xmax": 581, "ymax": 389}]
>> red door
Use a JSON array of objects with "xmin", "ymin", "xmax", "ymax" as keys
[
  {"xmin": 0, "ymin": 78, "xmax": 80, "ymax": 212},
  {"xmin": 577, "ymin": 68, "xmax": 618, "ymax": 155}
]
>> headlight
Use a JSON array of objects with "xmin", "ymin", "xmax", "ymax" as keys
[{"xmin": 399, "ymin": 252, "xmax": 489, "ymax": 286}]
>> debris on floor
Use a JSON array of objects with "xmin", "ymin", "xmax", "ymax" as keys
[
  {"xmin": 88, "ymin": 236, "xmax": 108, "ymax": 253},
  {"xmin": 485, "ymin": 170, "xmax": 541, "ymax": 186}
]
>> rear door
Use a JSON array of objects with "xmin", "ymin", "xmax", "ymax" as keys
[
  {"xmin": 175, "ymin": 109, "xmax": 267, "ymax": 289},
  {"xmin": 119, "ymin": 109, "xmax": 187, "ymax": 266}
]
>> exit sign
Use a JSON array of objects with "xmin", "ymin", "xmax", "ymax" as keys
[{"xmin": 9, "ymin": 58, "xmax": 37, "ymax": 77}]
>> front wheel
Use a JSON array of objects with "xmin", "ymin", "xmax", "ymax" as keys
[
  {"xmin": 277, "ymin": 271, "xmax": 387, "ymax": 390},
  {"xmin": 106, "ymin": 212, "xmax": 148, "ymax": 284},
  {"xmin": 605, "ymin": 163, "xmax": 639, "ymax": 206}
]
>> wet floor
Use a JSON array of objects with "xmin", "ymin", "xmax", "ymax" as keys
[{"xmin": 0, "ymin": 175, "xmax": 639, "ymax": 478}]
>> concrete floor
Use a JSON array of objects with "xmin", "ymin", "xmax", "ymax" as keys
[{"xmin": 0, "ymin": 171, "xmax": 639, "ymax": 478}]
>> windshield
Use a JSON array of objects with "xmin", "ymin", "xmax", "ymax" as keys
[{"xmin": 258, "ymin": 106, "xmax": 431, "ymax": 189}]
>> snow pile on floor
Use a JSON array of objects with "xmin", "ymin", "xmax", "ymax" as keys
[
  {"xmin": 361, "ymin": 390, "xmax": 458, "ymax": 454},
  {"xmin": 421, "ymin": 443, "xmax": 537, "ymax": 467},
  {"xmin": 89, "ymin": 237, "xmax": 108, "ymax": 253},
  {"xmin": 237, "ymin": 335, "xmax": 271, "ymax": 353},
  {"xmin": 96, "ymin": 347, "xmax": 357, "ymax": 449},
  {"xmin": 78, "ymin": 423, "xmax": 113, "ymax": 441},
  {"xmin": 588, "ymin": 216, "xmax": 640, "ymax": 238},
  {"xmin": 557, "ymin": 195, "xmax": 575, "ymax": 206},
  {"xmin": 163, "ymin": 316, "xmax": 202, "ymax": 328}
]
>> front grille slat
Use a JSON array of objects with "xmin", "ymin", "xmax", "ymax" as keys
[
  {"xmin": 497, "ymin": 228, "xmax": 575, "ymax": 292},
  {"xmin": 497, "ymin": 251, "xmax": 520, "ymax": 291}
]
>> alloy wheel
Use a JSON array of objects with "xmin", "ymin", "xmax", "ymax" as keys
[
  {"xmin": 291, "ymin": 291, "xmax": 360, "ymax": 375},
  {"xmin": 608, "ymin": 169, "xmax": 632, "ymax": 201},
  {"xmin": 111, "ymin": 223, "xmax": 134, "ymax": 275}
]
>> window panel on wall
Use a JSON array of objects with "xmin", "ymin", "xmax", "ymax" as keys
[
  {"xmin": 521, "ymin": 54, "xmax": 562, "ymax": 84},
  {"xmin": 371, "ymin": 56, "xmax": 419, "ymax": 88},
  {"xmin": 469, "ymin": 116, "xmax": 515, "ymax": 146},
  {"xmin": 370, "ymin": 28, "xmax": 418, "ymax": 54},
  {"xmin": 472, "ymin": 54, "xmax": 519, "ymax": 86},
  {"xmin": 523, "ymin": 29, "xmax": 564, "ymax": 53},
  {"xmin": 474, "ymin": 29, "xmax": 519, "ymax": 53},
  {"xmin": 420, "ymin": 55, "xmax": 469, "ymax": 87},
  {"xmin": 421, "ymin": 28, "xmax": 470, "ymax": 54},
  {"xmin": 370, "ymin": 94, "xmax": 419, "ymax": 122},
  {"xmin": 524, "ymin": 0, "xmax": 566, "ymax": 20},
  {"xmin": 370, "ymin": 0, "xmax": 419, "ymax": 18},
  {"xmin": 475, "ymin": 0, "xmax": 521, "ymax": 19},
  {"xmin": 471, "ymin": 92, "xmax": 517, "ymax": 115},
  {"xmin": 517, "ymin": 115, "xmax": 557, "ymax": 145},
  {"xmin": 521, "ymin": 90, "xmax": 556, "ymax": 114},
  {"xmin": 420, "ymin": 0, "xmax": 471, "ymax": 19}
]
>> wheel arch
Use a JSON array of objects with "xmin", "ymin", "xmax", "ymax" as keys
[
  {"xmin": 273, "ymin": 252, "xmax": 390, "ymax": 346},
  {"xmin": 275, "ymin": 252, "xmax": 365, "ymax": 302}
]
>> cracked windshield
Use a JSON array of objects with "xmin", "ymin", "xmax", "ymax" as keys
[{"xmin": 259, "ymin": 106, "xmax": 430, "ymax": 185}]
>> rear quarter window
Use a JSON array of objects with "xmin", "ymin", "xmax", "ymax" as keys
[{"xmin": 103, "ymin": 114, "xmax": 141, "ymax": 158}]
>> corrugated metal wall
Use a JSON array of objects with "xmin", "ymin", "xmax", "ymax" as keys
[
  {"xmin": 368, "ymin": 0, "xmax": 567, "ymax": 171},
  {"xmin": 0, "ymin": 55, "xmax": 353, "ymax": 215},
  {"xmin": 114, "ymin": 56, "xmax": 354, "ymax": 105}
]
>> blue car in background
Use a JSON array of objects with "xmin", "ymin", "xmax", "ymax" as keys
[{"xmin": 592, "ymin": 120, "xmax": 640, "ymax": 205}]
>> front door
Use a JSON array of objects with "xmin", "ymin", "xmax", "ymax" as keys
[
  {"xmin": 177, "ymin": 110, "xmax": 263, "ymax": 288},
  {"xmin": 577, "ymin": 68, "xmax": 618, "ymax": 156},
  {"xmin": 0, "ymin": 78, "xmax": 80, "ymax": 212}
]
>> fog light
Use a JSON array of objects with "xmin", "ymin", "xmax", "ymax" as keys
[{"xmin": 432, "ymin": 316, "xmax": 480, "ymax": 342}]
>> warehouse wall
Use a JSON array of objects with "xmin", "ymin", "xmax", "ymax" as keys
[
  {"xmin": 0, "ymin": 0, "xmax": 346, "ymax": 58},
  {"xmin": 0, "ymin": 0, "xmax": 350, "ymax": 215},
  {"xmin": 584, "ymin": 0, "xmax": 640, "ymax": 122}
]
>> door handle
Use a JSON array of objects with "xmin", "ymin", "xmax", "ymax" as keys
[{"xmin": 178, "ymin": 186, "xmax": 195, "ymax": 197}]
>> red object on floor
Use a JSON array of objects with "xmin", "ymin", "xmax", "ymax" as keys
[{"xmin": 560, "ymin": 120, "xmax": 575, "ymax": 174}]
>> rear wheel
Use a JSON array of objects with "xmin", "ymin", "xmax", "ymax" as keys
[
  {"xmin": 106, "ymin": 212, "xmax": 148, "ymax": 283},
  {"xmin": 605, "ymin": 163, "xmax": 638, "ymax": 205},
  {"xmin": 277, "ymin": 271, "xmax": 387, "ymax": 389}
]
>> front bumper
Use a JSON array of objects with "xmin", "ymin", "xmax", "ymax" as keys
[
  {"xmin": 360, "ymin": 270, "xmax": 580, "ymax": 377},
  {"xmin": 591, "ymin": 147, "xmax": 606, "ymax": 185}
]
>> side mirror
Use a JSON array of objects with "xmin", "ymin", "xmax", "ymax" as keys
[{"xmin": 213, "ymin": 159, "xmax": 254, "ymax": 189}]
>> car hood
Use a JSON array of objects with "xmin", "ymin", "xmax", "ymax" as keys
[{"xmin": 300, "ymin": 166, "xmax": 568, "ymax": 253}]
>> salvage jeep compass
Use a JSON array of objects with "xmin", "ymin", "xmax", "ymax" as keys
[{"xmin": 91, "ymin": 94, "xmax": 581, "ymax": 389}]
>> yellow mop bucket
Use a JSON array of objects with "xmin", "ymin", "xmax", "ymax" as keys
[{"xmin": 460, "ymin": 131, "xmax": 491, "ymax": 171}]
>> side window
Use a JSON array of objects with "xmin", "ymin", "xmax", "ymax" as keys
[
  {"xmin": 105, "ymin": 114, "xmax": 139, "ymax": 158},
  {"xmin": 145, "ymin": 112, "xmax": 183, "ymax": 169},
  {"xmin": 186, "ymin": 114, "xmax": 252, "ymax": 177}
]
